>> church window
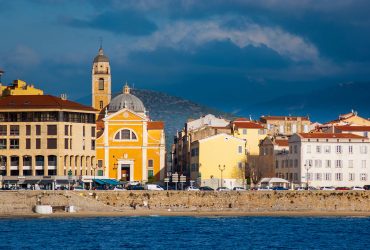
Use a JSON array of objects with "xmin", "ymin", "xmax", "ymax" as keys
[
  {"xmin": 99, "ymin": 101, "xmax": 103, "ymax": 109},
  {"xmin": 98, "ymin": 78, "xmax": 104, "ymax": 90},
  {"xmin": 114, "ymin": 129, "xmax": 138, "ymax": 141}
]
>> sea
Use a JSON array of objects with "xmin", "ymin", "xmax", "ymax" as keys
[{"xmin": 0, "ymin": 216, "xmax": 369, "ymax": 249}]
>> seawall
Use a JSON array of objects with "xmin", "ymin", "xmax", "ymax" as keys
[{"xmin": 0, "ymin": 191, "xmax": 369, "ymax": 216}]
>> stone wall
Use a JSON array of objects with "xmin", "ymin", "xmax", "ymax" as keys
[{"xmin": 0, "ymin": 191, "xmax": 369, "ymax": 215}]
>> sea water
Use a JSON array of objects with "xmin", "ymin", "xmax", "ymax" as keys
[{"xmin": 0, "ymin": 216, "xmax": 369, "ymax": 249}]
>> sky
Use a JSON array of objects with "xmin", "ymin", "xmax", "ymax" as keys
[{"xmin": 1, "ymin": 0, "xmax": 370, "ymax": 121}]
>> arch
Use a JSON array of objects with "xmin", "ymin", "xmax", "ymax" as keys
[
  {"xmin": 10, "ymin": 156, "xmax": 19, "ymax": 176},
  {"xmin": 113, "ymin": 129, "xmax": 138, "ymax": 141},
  {"xmin": 48, "ymin": 155, "xmax": 57, "ymax": 176},
  {"xmin": 98, "ymin": 78, "xmax": 104, "ymax": 90},
  {"xmin": 0, "ymin": 155, "xmax": 6, "ymax": 176},
  {"xmin": 81, "ymin": 156, "xmax": 85, "ymax": 176},
  {"xmin": 23, "ymin": 155, "xmax": 32, "ymax": 176}
]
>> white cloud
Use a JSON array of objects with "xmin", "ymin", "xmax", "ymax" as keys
[{"xmin": 127, "ymin": 17, "xmax": 320, "ymax": 63}]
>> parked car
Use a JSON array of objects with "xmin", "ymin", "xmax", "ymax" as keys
[
  {"xmin": 308, "ymin": 186, "xmax": 318, "ymax": 190},
  {"xmin": 216, "ymin": 187, "xmax": 230, "ymax": 192},
  {"xmin": 272, "ymin": 186, "xmax": 289, "ymax": 191},
  {"xmin": 73, "ymin": 186, "xmax": 85, "ymax": 191},
  {"xmin": 113, "ymin": 187, "xmax": 126, "ymax": 191},
  {"xmin": 321, "ymin": 186, "xmax": 335, "ymax": 190},
  {"xmin": 364, "ymin": 185, "xmax": 370, "ymax": 190},
  {"xmin": 199, "ymin": 186, "xmax": 214, "ymax": 191},
  {"xmin": 145, "ymin": 184, "xmax": 164, "ymax": 191},
  {"xmin": 127, "ymin": 185, "xmax": 145, "ymax": 190},
  {"xmin": 232, "ymin": 187, "xmax": 246, "ymax": 191},
  {"xmin": 351, "ymin": 186, "xmax": 365, "ymax": 191},
  {"xmin": 335, "ymin": 187, "xmax": 351, "ymax": 191},
  {"xmin": 186, "ymin": 186, "xmax": 200, "ymax": 191},
  {"xmin": 295, "ymin": 187, "xmax": 306, "ymax": 191},
  {"xmin": 257, "ymin": 186, "xmax": 273, "ymax": 191}
]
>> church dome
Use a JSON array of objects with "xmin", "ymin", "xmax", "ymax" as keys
[
  {"xmin": 108, "ymin": 84, "xmax": 145, "ymax": 113},
  {"xmin": 93, "ymin": 47, "xmax": 109, "ymax": 63}
]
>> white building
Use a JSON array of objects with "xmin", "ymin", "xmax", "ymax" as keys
[{"xmin": 275, "ymin": 133, "xmax": 370, "ymax": 188}]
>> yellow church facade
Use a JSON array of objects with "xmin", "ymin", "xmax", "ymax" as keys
[{"xmin": 92, "ymin": 47, "xmax": 166, "ymax": 182}]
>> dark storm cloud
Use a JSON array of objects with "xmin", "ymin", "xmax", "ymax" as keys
[{"xmin": 63, "ymin": 10, "xmax": 158, "ymax": 36}]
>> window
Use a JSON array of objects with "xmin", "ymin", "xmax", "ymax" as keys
[
  {"xmin": 97, "ymin": 160, "xmax": 103, "ymax": 168},
  {"xmin": 315, "ymin": 173, "xmax": 322, "ymax": 181},
  {"xmin": 315, "ymin": 159, "xmax": 322, "ymax": 168},
  {"xmin": 324, "ymin": 146, "xmax": 331, "ymax": 153},
  {"xmin": 335, "ymin": 160, "xmax": 342, "ymax": 168},
  {"xmin": 336, "ymin": 145, "xmax": 342, "ymax": 154},
  {"xmin": 289, "ymin": 159, "xmax": 293, "ymax": 167},
  {"xmin": 360, "ymin": 173, "xmax": 367, "ymax": 181},
  {"xmin": 70, "ymin": 139, "xmax": 72, "ymax": 150},
  {"xmin": 349, "ymin": 145, "xmax": 353, "ymax": 154},
  {"xmin": 316, "ymin": 146, "xmax": 321, "ymax": 153},
  {"xmin": 325, "ymin": 160, "xmax": 331, "ymax": 168},
  {"xmin": 36, "ymin": 138, "xmax": 41, "ymax": 149},
  {"xmin": 10, "ymin": 125, "xmax": 19, "ymax": 136},
  {"xmin": 348, "ymin": 160, "xmax": 353, "ymax": 168},
  {"xmin": 26, "ymin": 125, "xmax": 31, "ymax": 136},
  {"xmin": 98, "ymin": 78, "xmax": 104, "ymax": 90},
  {"xmin": 114, "ymin": 129, "xmax": 137, "ymax": 140},
  {"xmin": 294, "ymin": 145, "xmax": 298, "ymax": 154},
  {"xmin": 70, "ymin": 125, "xmax": 72, "ymax": 136},
  {"xmin": 305, "ymin": 159, "xmax": 313, "ymax": 168},
  {"xmin": 65, "ymin": 125, "xmax": 69, "ymax": 136},
  {"xmin": 306, "ymin": 145, "xmax": 311, "ymax": 153},
  {"xmin": 65, "ymin": 138, "xmax": 69, "ymax": 149},
  {"xmin": 83, "ymin": 126, "xmax": 85, "ymax": 137},
  {"xmin": 26, "ymin": 139, "xmax": 31, "ymax": 149},
  {"xmin": 0, "ymin": 125, "xmax": 6, "ymax": 135},
  {"xmin": 258, "ymin": 129, "xmax": 265, "ymax": 135},
  {"xmin": 238, "ymin": 146, "xmax": 243, "ymax": 154},
  {"xmin": 47, "ymin": 138, "xmax": 57, "ymax": 149},
  {"xmin": 36, "ymin": 125, "xmax": 41, "ymax": 136},
  {"xmin": 99, "ymin": 101, "xmax": 103, "ymax": 109},
  {"xmin": 91, "ymin": 140, "xmax": 95, "ymax": 150},
  {"xmin": 335, "ymin": 173, "xmax": 343, "ymax": 181},
  {"xmin": 294, "ymin": 173, "xmax": 298, "ymax": 181},
  {"xmin": 294, "ymin": 159, "xmax": 298, "ymax": 168},
  {"xmin": 148, "ymin": 159, "xmax": 154, "ymax": 168},
  {"xmin": 10, "ymin": 139, "xmax": 19, "ymax": 149},
  {"xmin": 148, "ymin": 170, "xmax": 154, "ymax": 178},
  {"xmin": 324, "ymin": 173, "xmax": 331, "ymax": 181},
  {"xmin": 362, "ymin": 160, "xmax": 366, "ymax": 168},
  {"xmin": 0, "ymin": 139, "xmax": 6, "ymax": 149},
  {"xmin": 242, "ymin": 129, "xmax": 247, "ymax": 135},
  {"xmin": 82, "ymin": 139, "xmax": 85, "ymax": 150},
  {"xmin": 47, "ymin": 125, "xmax": 57, "ymax": 135},
  {"xmin": 349, "ymin": 173, "xmax": 355, "ymax": 181},
  {"xmin": 91, "ymin": 127, "xmax": 96, "ymax": 137},
  {"xmin": 279, "ymin": 125, "xmax": 284, "ymax": 134},
  {"xmin": 275, "ymin": 160, "xmax": 279, "ymax": 169},
  {"xmin": 360, "ymin": 146, "xmax": 367, "ymax": 154}
]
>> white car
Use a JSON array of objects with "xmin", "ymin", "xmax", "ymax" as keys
[
  {"xmin": 186, "ymin": 186, "xmax": 200, "ymax": 191},
  {"xmin": 145, "ymin": 184, "xmax": 164, "ymax": 191},
  {"xmin": 113, "ymin": 187, "xmax": 126, "ymax": 191},
  {"xmin": 321, "ymin": 186, "xmax": 335, "ymax": 190},
  {"xmin": 351, "ymin": 186, "xmax": 365, "ymax": 191},
  {"xmin": 73, "ymin": 186, "xmax": 84, "ymax": 191},
  {"xmin": 216, "ymin": 187, "xmax": 231, "ymax": 192},
  {"xmin": 233, "ymin": 187, "xmax": 246, "ymax": 191},
  {"xmin": 257, "ymin": 187, "xmax": 273, "ymax": 191}
]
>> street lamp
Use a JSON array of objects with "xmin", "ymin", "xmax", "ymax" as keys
[
  {"xmin": 218, "ymin": 164, "xmax": 226, "ymax": 188},
  {"xmin": 304, "ymin": 162, "xmax": 312, "ymax": 190}
]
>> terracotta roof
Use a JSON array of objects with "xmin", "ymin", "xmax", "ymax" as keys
[
  {"xmin": 147, "ymin": 121, "xmax": 164, "ymax": 130},
  {"xmin": 298, "ymin": 133, "xmax": 366, "ymax": 139},
  {"xmin": 233, "ymin": 121, "xmax": 264, "ymax": 129},
  {"xmin": 233, "ymin": 118, "xmax": 250, "ymax": 122},
  {"xmin": 260, "ymin": 116, "xmax": 309, "ymax": 121},
  {"xmin": 335, "ymin": 125, "xmax": 370, "ymax": 131},
  {"xmin": 275, "ymin": 139, "xmax": 288, "ymax": 147},
  {"xmin": 0, "ymin": 95, "xmax": 96, "ymax": 112}
]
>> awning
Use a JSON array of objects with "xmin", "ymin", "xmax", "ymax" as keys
[
  {"xmin": 39, "ymin": 180, "xmax": 54, "ymax": 184},
  {"xmin": 102, "ymin": 179, "xmax": 119, "ymax": 186},
  {"xmin": 93, "ymin": 179, "xmax": 105, "ymax": 185},
  {"xmin": 56, "ymin": 179, "xmax": 70, "ymax": 184},
  {"xmin": 23, "ymin": 180, "xmax": 40, "ymax": 185},
  {"xmin": 3, "ymin": 180, "xmax": 19, "ymax": 184}
]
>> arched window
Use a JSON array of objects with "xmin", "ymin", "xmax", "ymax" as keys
[
  {"xmin": 114, "ymin": 129, "xmax": 138, "ymax": 141},
  {"xmin": 98, "ymin": 78, "xmax": 104, "ymax": 90}
]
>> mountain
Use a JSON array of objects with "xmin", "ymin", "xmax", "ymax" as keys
[
  {"xmin": 75, "ymin": 89, "xmax": 234, "ymax": 150},
  {"xmin": 254, "ymin": 81, "xmax": 370, "ymax": 122}
]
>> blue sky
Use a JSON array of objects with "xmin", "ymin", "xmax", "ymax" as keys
[{"xmin": 1, "ymin": 0, "xmax": 370, "ymax": 121}]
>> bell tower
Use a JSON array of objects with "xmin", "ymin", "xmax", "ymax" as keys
[{"xmin": 92, "ymin": 46, "xmax": 111, "ymax": 113}]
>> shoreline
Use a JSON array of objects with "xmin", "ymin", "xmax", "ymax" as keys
[{"xmin": 1, "ymin": 210, "xmax": 370, "ymax": 219}]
